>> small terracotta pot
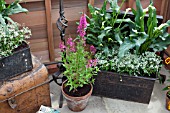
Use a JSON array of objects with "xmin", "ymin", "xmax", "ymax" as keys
[
  {"xmin": 166, "ymin": 92, "xmax": 170, "ymax": 111},
  {"xmin": 61, "ymin": 81, "xmax": 93, "ymax": 112}
]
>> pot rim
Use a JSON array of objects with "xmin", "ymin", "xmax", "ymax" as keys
[
  {"xmin": 61, "ymin": 80, "xmax": 93, "ymax": 100},
  {"xmin": 98, "ymin": 71, "xmax": 157, "ymax": 81}
]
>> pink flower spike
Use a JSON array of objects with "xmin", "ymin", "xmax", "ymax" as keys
[
  {"xmin": 90, "ymin": 45, "xmax": 96, "ymax": 54},
  {"xmin": 77, "ymin": 14, "xmax": 87, "ymax": 37},
  {"xmin": 59, "ymin": 42, "xmax": 66, "ymax": 52},
  {"xmin": 70, "ymin": 46, "xmax": 76, "ymax": 52},
  {"xmin": 67, "ymin": 38, "xmax": 74, "ymax": 46}
]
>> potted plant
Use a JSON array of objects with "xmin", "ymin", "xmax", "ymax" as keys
[
  {"xmin": 0, "ymin": 0, "xmax": 33, "ymax": 81},
  {"xmin": 163, "ymin": 74, "xmax": 170, "ymax": 111},
  {"xmin": 59, "ymin": 14, "xmax": 99, "ymax": 112},
  {"xmin": 86, "ymin": 0, "xmax": 170, "ymax": 103}
]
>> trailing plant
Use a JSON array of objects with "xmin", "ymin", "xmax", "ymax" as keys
[
  {"xmin": 0, "ymin": 22, "xmax": 31, "ymax": 58},
  {"xmin": 118, "ymin": 0, "xmax": 170, "ymax": 57},
  {"xmin": 0, "ymin": 0, "xmax": 28, "ymax": 25},
  {"xmin": 96, "ymin": 49, "xmax": 162, "ymax": 77},
  {"xmin": 86, "ymin": 0, "xmax": 133, "ymax": 57},
  {"xmin": 59, "ymin": 14, "xmax": 99, "ymax": 92}
]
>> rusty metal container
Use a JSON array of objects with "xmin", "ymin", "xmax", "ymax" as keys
[
  {"xmin": 0, "ymin": 42, "xmax": 33, "ymax": 81},
  {"xmin": 93, "ymin": 71, "xmax": 156, "ymax": 104},
  {"xmin": 0, "ymin": 56, "xmax": 51, "ymax": 113}
]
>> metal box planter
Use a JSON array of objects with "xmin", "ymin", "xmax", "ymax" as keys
[
  {"xmin": 93, "ymin": 71, "xmax": 156, "ymax": 104},
  {"xmin": 0, "ymin": 42, "xmax": 33, "ymax": 81}
]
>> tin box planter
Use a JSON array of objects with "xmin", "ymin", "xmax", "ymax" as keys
[
  {"xmin": 0, "ymin": 42, "xmax": 33, "ymax": 81},
  {"xmin": 93, "ymin": 71, "xmax": 156, "ymax": 104}
]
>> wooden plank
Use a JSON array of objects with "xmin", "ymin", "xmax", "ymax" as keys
[
  {"xmin": 45, "ymin": 0, "xmax": 55, "ymax": 61},
  {"xmin": 10, "ymin": 10, "xmax": 46, "ymax": 27},
  {"xmin": 32, "ymin": 50, "xmax": 50, "ymax": 62},
  {"xmin": 128, "ymin": 0, "xmax": 134, "ymax": 8},
  {"xmin": 6, "ymin": 0, "xmax": 44, "ymax": 4},
  {"xmin": 28, "ymin": 24, "xmax": 47, "ymax": 39},
  {"xmin": 160, "ymin": 0, "xmax": 170, "ymax": 22},
  {"xmin": 51, "ymin": 7, "xmax": 87, "ymax": 23},
  {"xmin": 21, "ymin": 1, "xmax": 45, "ymax": 12},
  {"xmin": 29, "ymin": 39, "xmax": 48, "ymax": 52},
  {"xmin": 154, "ymin": 0, "xmax": 162, "ymax": 15},
  {"xmin": 52, "ymin": 21, "xmax": 77, "ymax": 37},
  {"xmin": 51, "ymin": 0, "xmax": 87, "ymax": 9}
]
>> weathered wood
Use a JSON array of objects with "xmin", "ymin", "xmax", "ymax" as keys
[
  {"xmin": 161, "ymin": 0, "xmax": 170, "ymax": 22},
  {"xmin": 6, "ymin": 0, "xmax": 44, "ymax": 4},
  {"xmin": 93, "ymin": 71, "xmax": 156, "ymax": 104},
  {"xmin": 45, "ymin": 0, "xmax": 55, "ymax": 61},
  {"xmin": 11, "ymin": 10, "xmax": 46, "ymax": 27},
  {"xmin": 32, "ymin": 50, "xmax": 50, "ymax": 62},
  {"xmin": 128, "ymin": 0, "xmax": 134, "ymax": 8},
  {"xmin": 0, "ymin": 56, "xmax": 51, "ymax": 113}
]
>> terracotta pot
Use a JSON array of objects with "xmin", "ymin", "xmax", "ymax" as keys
[
  {"xmin": 61, "ymin": 81, "xmax": 93, "ymax": 112},
  {"xmin": 166, "ymin": 92, "xmax": 170, "ymax": 111}
]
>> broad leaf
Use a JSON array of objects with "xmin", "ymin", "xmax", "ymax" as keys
[
  {"xmin": 0, "ymin": 13, "xmax": 5, "ymax": 25},
  {"xmin": 118, "ymin": 38, "xmax": 135, "ymax": 58}
]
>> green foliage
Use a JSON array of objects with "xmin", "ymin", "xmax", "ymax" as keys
[
  {"xmin": 0, "ymin": 0, "xmax": 28, "ymax": 25},
  {"xmin": 118, "ymin": 0, "xmax": 170, "ymax": 57},
  {"xmin": 60, "ymin": 37, "xmax": 99, "ymax": 92},
  {"xmin": 0, "ymin": 23, "xmax": 31, "ymax": 58},
  {"xmin": 86, "ymin": 0, "xmax": 132, "ymax": 57}
]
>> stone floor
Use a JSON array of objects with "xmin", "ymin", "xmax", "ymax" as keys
[{"xmin": 49, "ymin": 67, "xmax": 170, "ymax": 113}]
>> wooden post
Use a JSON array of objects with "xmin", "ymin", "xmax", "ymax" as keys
[
  {"xmin": 45, "ymin": 0, "xmax": 55, "ymax": 61},
  {"xmin": 161, "ymin": 0, "xmax": 170, "ymax": 22},
  {"xmin": 87, "ymin": 0, "xmax": 94, "ymax": 16}
]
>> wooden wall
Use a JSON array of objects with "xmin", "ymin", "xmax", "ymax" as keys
[{"xmin": 6, "ymin": 0, "xmax": 168, "ymax": 62}]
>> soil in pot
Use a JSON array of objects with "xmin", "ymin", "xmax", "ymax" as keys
[
  {"xmin": 62, "ymin": 81, "xmax": 93, "ymax": 112},
  {"xmin": 63, "ymin": 84, "xmax": 91, "ymax": 97}
]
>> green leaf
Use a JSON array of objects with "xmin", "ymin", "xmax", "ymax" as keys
[
  {"xmin": 5, "ymin": 4, "xmax": 28, "ymax": 15},
  {"xmin": 131, "ymin": 8, "xmax": 136, "ymax": 16},
  {"xmin": 115, "ymin": 32, "xmax": 123, "ymax": 45},
  {"xmin": 135, "ymin": 0, "xmax": 145, "ymax": 32},
  {"xmin": 163, "ymin": 86, "xmax": 170, "ymax": 91},
  {"xmin": 0, "ymin": 13, "xmax": 5, "ymax": 25},
  {"xmin": 147, "ymin": 5, "xmax": 158, "ymax": 38},
  {"xmin": 4, "ymin": 16, "xmax": 15, "ymax": 24},
  {"xmin": 98, "ymin": 32, "xmax": 106, "ymax": 42},
  {"xmin": 108, "ymin": 0, "xmax": 120, "ymax": 13},
  {"xmin": 118, "ymin": 38, "xmax": 135, "ymax": 58}
]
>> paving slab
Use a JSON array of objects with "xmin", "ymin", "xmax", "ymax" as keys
[
  {"xmin": 49, "ymin": 67, "xmax": 170, "ymax": 113},
  {"xmin": 103, "ymin": 82, "xmax": 169, "ymax": 113}
]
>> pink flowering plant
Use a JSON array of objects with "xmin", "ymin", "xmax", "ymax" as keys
[{"xmin": 59, "ymin": 14, "xmax": 99, "ymax": 92}]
